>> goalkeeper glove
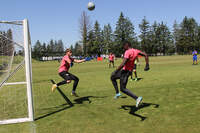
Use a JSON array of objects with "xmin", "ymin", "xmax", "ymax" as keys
[{"xmin": 85, "ymin": 57, "xmax": 91, "ymax": 61}]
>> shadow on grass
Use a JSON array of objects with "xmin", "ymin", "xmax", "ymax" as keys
[
  {"xmin": 120, "ymin": 96, "xmax": 127, "ymax": 98},
  {"xmin": 74, "ymin": 96, "xmax": 107, "ymax": 104},
  {"xmin": 136, "ymin": 77, "xmax": 143, "ymax": 81},
  {"xmin": 120, "ymin": 103, "xmax": 159, "ymax": 121},
  {"xmin": 130, "ymin": 77, "xmax": 143, "ymax": 82},
  {"xmin": 35, "ymin": 82, "xmax": 107, "ymax": 121},
  {"xmin": 35, "ymin": 96, "xmax": 107, "ymax": 121},
  {"xmin": 35, "ymin": 80, "xmax": 75, "ymax": 121},
  {"xmin": 35, "ymin": 105, "xmax": 73, "ymax": 121}
]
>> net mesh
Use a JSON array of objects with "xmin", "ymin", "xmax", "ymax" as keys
[{"xmin": 0, "ymin": 21, "xmax": 28, "ymax": 121}]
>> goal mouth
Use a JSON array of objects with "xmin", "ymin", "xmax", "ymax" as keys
[{"xmin": 0, "ymin": 20, "xmax": 34, "ymax": 125}]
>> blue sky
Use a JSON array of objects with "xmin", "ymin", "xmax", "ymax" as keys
[{"xmin": 1, "ymin": 0, "xmax": 200, "ymax": 48}]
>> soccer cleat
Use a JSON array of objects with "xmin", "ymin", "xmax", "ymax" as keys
[
  {"xmin": 114, "ymin": 93, "xmax": 121, "ymax": 99},
  {"xmin": 51, "ymin": 84, "xmax": 57, "ymax": 92},
  {"xmin": 71, "ymin": 92, "xmax": 79, "ymax": 97},
  {"xmin": 136, "ymin": 96, "xmax": 143, "ymax": 107}
]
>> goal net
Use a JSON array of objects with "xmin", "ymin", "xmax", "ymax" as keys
[{"xmin": 0, "ymin": 19, "xmax": 34, "ymax": 124}]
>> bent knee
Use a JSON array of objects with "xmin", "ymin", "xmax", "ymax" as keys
[{"xmin": 75, "ymin": 77, "xmax": 79, "ymax": 82}]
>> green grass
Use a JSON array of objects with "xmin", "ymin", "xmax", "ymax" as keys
[{"xmin": 0, "ymin": 55, "xmax": 200, "ymax": 133}]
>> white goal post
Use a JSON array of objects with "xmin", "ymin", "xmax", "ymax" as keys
[{"xmin": 0, "ymin": 19, "xmax": 34, "ymax": 124}]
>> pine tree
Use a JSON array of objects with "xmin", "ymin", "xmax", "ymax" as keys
[
  {"xmin": 42, "ymin": 43, "xmax": 47, "ymax": 56},
  {"xmin": 139, "ymin": 16, "xmax": 150, "ymax": 53},
  {"xmin": 102, "ymin": 24, "xmax": 114, "ymax": 54},
  {"xmin": 173, "ymin": 20, "xmax": 180, "ymax": 53},
  {"xmin": 74, "ymin": 42, "xmax": 83, "ymax": 56},
  {"xmin": 114, "ymin": 12, "xmax": 136, "ymax": 56},
  {"xmin": 79, "ymin": 11, "xmax": 91, "ymax": 55},
  {"xmin": 93, "ymin": 21, "xmax": 103, "ymax": 55},
  {"xmin": 49, "ymin": 39, "xmax": 54, "ymax": 55},
  {"xmin": 177, "ymin": 17, "xmax": 198, "ymax": 54},
  {"xmin": 33, "ymin": 40, "xmax": 42, "ymax": 59},
  {"xmin": 57, "ymin": 40, "xmax": 64, "ymax": 54},
  {"xmin": 157, "ymin": 22, "xmax": 173, "ymax": 55},
  {"xmin": 87, "ymin": 30, "xmax": 95, "ymax": 55}
]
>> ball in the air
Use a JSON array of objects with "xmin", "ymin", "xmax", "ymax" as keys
[{"xmin": 87, "ymin": 2, "xmax": 95, "ymax": 11}]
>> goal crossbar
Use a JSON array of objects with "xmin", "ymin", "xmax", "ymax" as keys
[{"xmin": 0, "ymin": 21, "xmax": 23, "ymax": 25}]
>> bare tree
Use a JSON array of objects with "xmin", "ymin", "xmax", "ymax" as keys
[{"xmin": 79, "ymin": 11, "xmax": 91, "ymax": 55}]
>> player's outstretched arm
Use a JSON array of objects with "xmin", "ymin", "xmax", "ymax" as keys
[
  {"xmin": 139, "ymin": 52, "xmax": 150, "ymax": 71},
  {"xmin": 74, "ymin": 59, "xmax": 85, "ymax": 63}
]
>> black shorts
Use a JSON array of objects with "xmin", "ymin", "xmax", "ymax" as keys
[
  {"xmin": 111, "ymin": 70, "xmax": 131, "ymax": 82},
  {"xmin": 109, "ymin": 60, "xmax": 114, "ymax": 63},
  {"xmin": 59, "ymin": 71, "xmax": 78, "ymax": 81}
]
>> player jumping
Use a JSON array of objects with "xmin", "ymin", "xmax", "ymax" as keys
[
  {"xmin": 51, "ymin": 49, "xmax": 86, "ymax": 97},
  {"xmin": 110, "ymin": 41, "xmax": 150, "ymax": 107},
  {"xmin": 192, "ymin": 50, "xmax": 198, "ymax": 65},
  {"xmin": 108, "ymin": 52, "xmax": 115, "ymax": 68}
]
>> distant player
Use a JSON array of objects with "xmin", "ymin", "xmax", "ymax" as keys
[
  {"xmin": 111, "ymin": 41, "xmax": 149, "ymax": 107},
  {"xmin": 192, "ymin": 50, "xmax": 198, "ymax": 65},
  {"xmin": 108, "ymin": 52, "xmax": 115, "ymax": 68},
  {"xmin": 51, "ymin": 49, "xmax": 86, "ymax": 97},
  {"xmin": 130, "ymin": 57, "xmax": 139, "ymax": 81}
]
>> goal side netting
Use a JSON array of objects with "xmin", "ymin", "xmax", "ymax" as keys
[{"xmin": 0, "ymin": 19, "xmax": 34, "ymax": 125}]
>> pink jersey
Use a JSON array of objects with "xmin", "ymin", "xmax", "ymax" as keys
[
  {"xmin": 59, "ymin": 55, "xmax": 74, "ymax": 73},
  {"xmin": 109, "ymin": 54, "xmax": 115, "ymax": 61},
  {"xmin": 123, "ymin": 48, "xmax": 141, "ymax": 71}
]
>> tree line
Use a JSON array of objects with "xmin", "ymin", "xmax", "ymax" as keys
[
  {"xmin": 32, "ymin": 39, "xmax": 65, "ymax": 60},
  {"xmin": 33, "ymin": 12, "xmax": 200, "ymax": 59},
  {"xmin": 77, "ymin": 12, "xmax": 200, "ymax": 56}
]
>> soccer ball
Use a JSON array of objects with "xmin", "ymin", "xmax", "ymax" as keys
[{"xmin": 87, "ymin": 2, "xmax": 95, "ymax": 11}]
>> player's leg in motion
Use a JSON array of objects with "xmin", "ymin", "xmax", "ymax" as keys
[
  {"xmin": 67, "ymin": 73, "xmax": 79, "ymax": 97},
  {"xmin": 109, "ymin": 61, "xmax": 111, "ymax": 68},
  {"xmin": 110, "ymin": 70, "xmax": 121, "ymax": 98},
  {"xmin": 51, "ymin": 71, "xmax": 69, "ymax": 92},
  {"xmin": 193, "ymin": 56, "xmax": 197, "ymax": 65},
  {"xmin": 133, "ymin": 69, "xmax": 138, "ymax": 81},
  {"xmin": 195, "ymin": 57, "xmax": 198, "ymax": 65},
  {"xmin": 193, "ymin": 57, "xmax": 195, "ymax": 65},
  {"xmin": 133, "ymin": 64, "xmax": 138, "ymax": 81},
  {"xmin": 130, "ymin": 71, "xmax": 133, "ymax": 81},
  {"xmin": 120, "ymin": 70, "xmax": 138, "ymax": 99},
  {"xmin": 112, "ymin": 61, "xmax": 115, "ymax": 68},
  {"xmin": 52, "ymin": 71, "xmax": 79, "ymax": 97},
  {"xmin": 120, "ymin": 70, "xmax": 142, "ymax": 107}
]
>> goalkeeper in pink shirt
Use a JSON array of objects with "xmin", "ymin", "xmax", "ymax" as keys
[{"xmin": 51, "ymin": 49, "xmax": 85, "ymax": 97}]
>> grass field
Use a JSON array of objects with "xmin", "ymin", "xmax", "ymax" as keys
[{"xmin": 0, "ymin": 55, "xmax": 200, "ymax": 133}]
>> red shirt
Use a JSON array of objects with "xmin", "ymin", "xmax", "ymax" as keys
[
  {"xmin": 109, "ymin": 54, "xmax": 115, "ymax": 61},
  {"xmin": 123, "ymin": 48, "xmax": 141, "ymax": 71},
  {"xmin": 59, "ymin": 55, "xmax": 74, "ymax": 73}
]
